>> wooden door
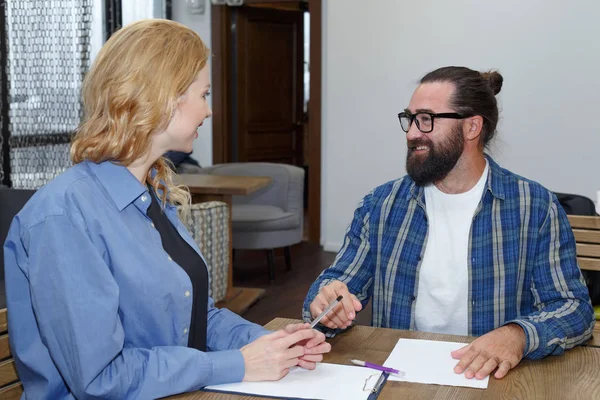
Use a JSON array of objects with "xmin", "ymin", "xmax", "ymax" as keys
[{"xmin": 233, "ymin": 6, "xmax": 304, "ymax": 165}]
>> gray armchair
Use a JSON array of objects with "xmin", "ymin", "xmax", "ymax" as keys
[{"xmin": 198, "ymin": 163, "xmax": 304, "ymax": 281}]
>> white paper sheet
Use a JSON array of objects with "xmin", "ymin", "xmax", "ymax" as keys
[
  {"xmin": 383, "ymin": 338, "xmax": 489, "ymax": 389},
  {"xmin": 205, "ymin": 362, "xmax": 380, "ymax": 400}
]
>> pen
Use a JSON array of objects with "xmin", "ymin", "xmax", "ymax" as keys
[
  {"xmin": 351, "ymin": 359, "xmax": 404, "ymax": 376},
  {"xmin": 310, "ymin": 295, "xmax": 343, "ymax": 328}
]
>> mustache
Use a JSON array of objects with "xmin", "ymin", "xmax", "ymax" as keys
[{"xmin": 407, "ymin": 138, "xmax": 433, "ymax": 150}]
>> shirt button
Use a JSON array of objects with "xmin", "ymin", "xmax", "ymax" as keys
[
  {"xmin": 185, "ymin": 290, "xmax": 190, "ymax": 297},
  {"xmin": 141, "ymin": 195, "xmax": 148, "ymax": 202},
  {"xmin": 150, "ymin": 222, "xmax": 155, "ymax": 229},
  {"xmin": 168, "ymin": 256, "xmax": 173, "ymax": 262},
  {"xmin": 183, "ymin": 328, "xmax": 188, "ymax": 334}
]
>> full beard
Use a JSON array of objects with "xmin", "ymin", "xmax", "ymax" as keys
[{"xmin": 405, "ymin": 124, "xmax": 464, "ymax": 186}]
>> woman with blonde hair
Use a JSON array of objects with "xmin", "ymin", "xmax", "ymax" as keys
[{"xmin": 5, "ymin": 19, "xmax": 329, "ymax": 399}]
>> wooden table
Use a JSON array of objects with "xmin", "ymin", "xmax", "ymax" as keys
[
  {"xmin": 171, "ymin": 318, "xmax": 600, "ymax": 400},
  {"xmin": 175, "ymin": 174, "xmax": 272, "ymax": 315}
]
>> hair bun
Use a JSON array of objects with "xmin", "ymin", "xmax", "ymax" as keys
[{"xmin": 481, "ymin": 70, "xmax": 503, "ymax": 95}]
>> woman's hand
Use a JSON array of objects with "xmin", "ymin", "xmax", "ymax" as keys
[
  {"xmin": 241, "ymin": 325, "xmax": 331, "ymax": 381},
  {"xmin": 282, "ymin": 323, "xmax": 331, "ymax": 369}
]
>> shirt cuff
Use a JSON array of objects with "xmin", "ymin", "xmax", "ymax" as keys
[
  {"xmin": 249, "ymin": 326, "xmax": 271, "ymax": 342},
  {"xmin": 205, "ymin": 349, "xmax": 246, "ymax": 385},
  {"xmin": 503, "ymin": 319, "xmax": 540, "ymax": 358}
]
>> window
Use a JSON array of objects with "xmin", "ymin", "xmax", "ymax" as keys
[
  {"xmin": 0, "ymin": 0, "xmax": 169, "ymax": 189},
  {"xmin": 3, "ymin": 0, "xmax": 93, "ymax": 189}
]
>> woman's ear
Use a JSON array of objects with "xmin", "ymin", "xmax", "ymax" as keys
[{"xmin": 167, "ymin": 99, "xmax": 180, "ymax": 120}]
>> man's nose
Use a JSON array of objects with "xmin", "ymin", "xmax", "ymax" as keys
[{"xmin": 406, "ymin": 120, "xmax": 424, "ymax": 142}]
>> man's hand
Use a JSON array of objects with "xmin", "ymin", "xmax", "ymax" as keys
[
  {"xmin": 452, "ymin": 324, "xmax": 526, "ymax": 380},
  {"xmin": 309, "ymin": 281, "xmax": 362, "ymax": 329}
]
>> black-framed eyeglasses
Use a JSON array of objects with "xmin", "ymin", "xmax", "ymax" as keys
[{"xmin": 397, "ymin": 111, "xmax": 469, "ymax": 133}]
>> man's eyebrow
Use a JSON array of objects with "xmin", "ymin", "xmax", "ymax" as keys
[{"xmin": 403, "ymin": 108, "xmax": 435, "ymax": 114}]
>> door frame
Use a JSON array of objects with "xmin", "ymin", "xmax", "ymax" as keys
[{"xmin": 211, "ymin": 0, "xmax": 322, "ymax": 244}]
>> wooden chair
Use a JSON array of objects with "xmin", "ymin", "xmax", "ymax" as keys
[
  {"xmin": 0, "ymin": 188, "xmax": 35, "ymax": 398},
  {"xmin": 568, "ymin": 215, "xmax": 600, "ymax": 272},
  {"xmin": 567, "ymin": 215, "xmax": 600, "ymax": 347},
  {"xmin": 0, "ymin": 308, "xmax": 21, "ymax": 399}
]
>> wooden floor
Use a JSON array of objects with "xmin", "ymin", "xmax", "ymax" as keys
[{"xmin": 232, "ymin": 242, "xmax": 373, "ymax": 327}]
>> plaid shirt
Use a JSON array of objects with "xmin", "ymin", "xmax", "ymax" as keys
[{"xmin": 303, "ymin": 156, "xmax": 594, "ymax": 360}]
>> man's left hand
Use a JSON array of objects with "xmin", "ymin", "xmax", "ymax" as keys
[{"xmin": 451, "ymin": 324, "xmax": 526, "ymax": 380}]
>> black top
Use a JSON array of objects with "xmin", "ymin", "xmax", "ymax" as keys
[{"xmin": 146, "ymin": 189, "xmax": 208, "ymax": 351}]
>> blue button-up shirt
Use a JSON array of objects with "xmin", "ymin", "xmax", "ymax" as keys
[
  {"xmin": 303, "ymin": 156, "xmax": 595, "ymax": 359},
  {"xmin": 5, "ymin": 161, "xmax": 269, "ymax": 399}
]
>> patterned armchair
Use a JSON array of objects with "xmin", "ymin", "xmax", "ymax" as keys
[{"xmin": 179, "ymin": 201, "xmax": 229, "ymax": 303}]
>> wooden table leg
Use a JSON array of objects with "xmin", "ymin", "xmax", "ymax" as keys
[{"xmin": 190, "ymin": 193, "xmax": 264, "ymax": 315}]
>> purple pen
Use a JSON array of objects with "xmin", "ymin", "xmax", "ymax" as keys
[{"xmin": 350, "ymin": 359, "xmax": 403, "ymax": 375}]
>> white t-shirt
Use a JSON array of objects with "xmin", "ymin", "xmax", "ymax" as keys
[{"xmin": 414, "ymin": 161, "xmax": 489, "ymax": 335}]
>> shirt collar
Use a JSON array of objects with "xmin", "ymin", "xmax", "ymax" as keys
[
  {"xmin": 408, "ymin": 154, "xmax": 506, "ymax": 202},
  {"xmin": 86, "ymin": 160, "xmax": 148, "ymax": 211},
  {"xmin": 484, "ymin": 154, "xmax": 506, "ymax": 200}
]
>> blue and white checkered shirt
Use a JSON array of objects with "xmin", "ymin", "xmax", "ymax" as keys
[{"xmin": 303, "ymin": 156, "xmax": 594, "ymax": 360}]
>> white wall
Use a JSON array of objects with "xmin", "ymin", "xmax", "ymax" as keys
[
  {"xmin": 90, "ymin": 0, "xmax": 104, "ymax": 64},
  {"xmin": 122, "ymin": 0, "xmax": 155, "ymax": 26},
  {"xmin": 321, "ymin": 0, "xmax": 600, "ymax": 251},
  {"xmin": 172, "ymin": 2, "xmax": 214, "ymax": 167}
]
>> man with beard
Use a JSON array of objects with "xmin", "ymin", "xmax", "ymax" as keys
[{"xmin": 302, "ymin": 66, "xmax": 594, "ymax": 380}]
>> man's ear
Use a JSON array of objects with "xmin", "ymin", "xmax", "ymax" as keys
[{"xmin": 464, "ymin": 115, "xmax": 483, "ymax": 142}]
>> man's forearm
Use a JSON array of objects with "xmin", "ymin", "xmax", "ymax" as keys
[{"xmin": 506, "ymin": 299, "xmax": 595, "ymax": 359}]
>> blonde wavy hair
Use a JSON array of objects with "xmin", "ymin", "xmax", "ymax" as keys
[{"xmin": 71, "ymin": 19, "xmax": 210, "ymax": 209}]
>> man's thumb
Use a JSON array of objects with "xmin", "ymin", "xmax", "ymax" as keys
[{"xmin": 351, "ymin": 294, "xmax": 362, "ymax": 311}]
